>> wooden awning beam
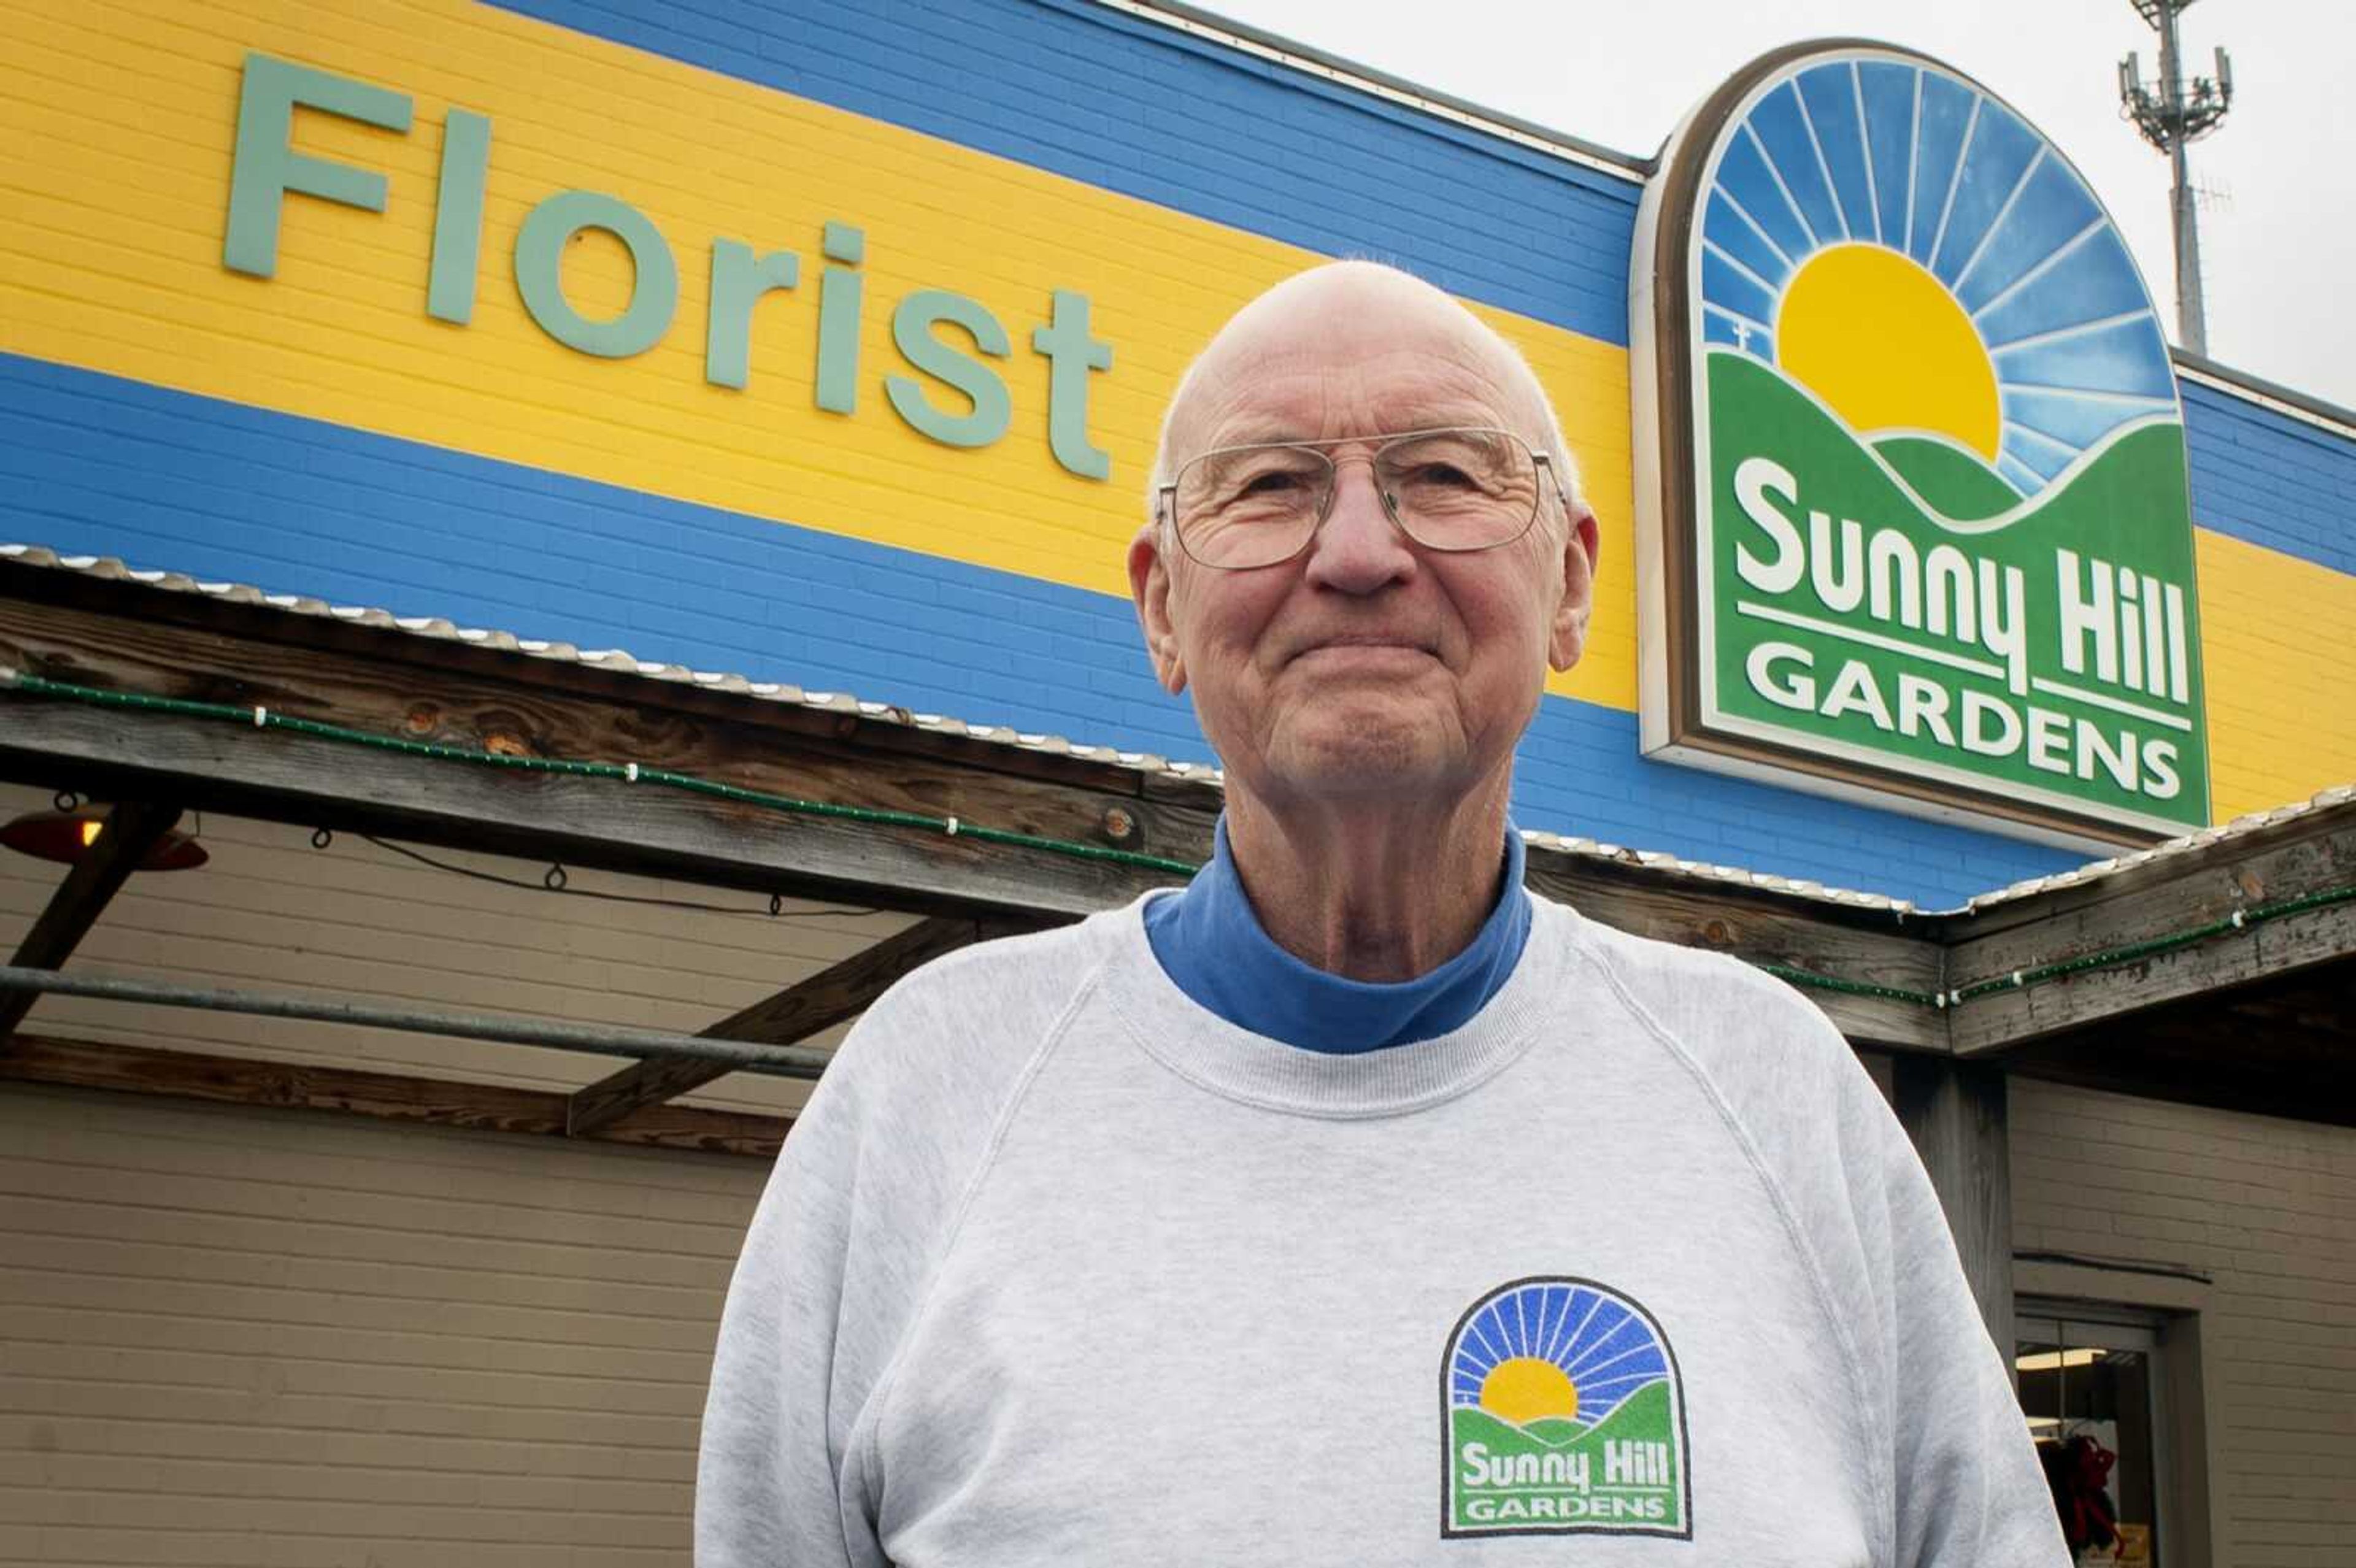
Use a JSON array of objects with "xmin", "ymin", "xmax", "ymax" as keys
[
  {"xmin": 1522, "ymin": 859, "xmax": 1942, "ymax": 1050},
  {"xmin": 0, "ymin": 564, "xmax": 1209, "ymax": 923},
  {"xmin": 0, "ymin": 1031, "xmax": 789, "ymax": 1157},
  {"xmin": 0, "ymin": 797, "xmax": 183, "ymax": 1040},
  {"xmin": 1945, "ymin": 808, "xmax": 2356, "ymax": 1057},
  {"xmin": 564, "ymin": 914, "xmax": 1021, "ymax": 1137}
]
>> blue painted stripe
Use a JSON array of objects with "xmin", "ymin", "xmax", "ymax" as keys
[
  {"xmin": 480, "ymin": 0, "xmax": 1639, "ymax": 345},
  {"xmin": 0, "ymin": 352, "xmax": 2079, "ymax": 906},
  {"xmin": 2181, "ymin": 380, "xmax": 2356, "ymax": 575}
]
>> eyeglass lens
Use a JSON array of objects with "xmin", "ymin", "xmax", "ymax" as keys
[{"xmin": 1172, "ymin": 428, "xmax": 1541, "ymax": 569}]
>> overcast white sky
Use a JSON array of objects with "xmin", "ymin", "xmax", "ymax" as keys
[{"xmin": 1208, "ymin": 0, "xmax": 2356, "ymax": 410}]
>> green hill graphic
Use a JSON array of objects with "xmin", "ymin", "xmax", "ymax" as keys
[
  {"xmin": 1521, "ymin": 1416, "xmax": 1587, "ymax": 1447},
  {"xmin": 1701, "ymin": 348, "xmax": 2209, "ymax": 829},
  {"xmin": 1717, "ymin": 350, "xmax": 2180, "ymax": 544},
  {"xmin": 1871, "ymin": 433, "xmax": 2021, "ymax": 521}
]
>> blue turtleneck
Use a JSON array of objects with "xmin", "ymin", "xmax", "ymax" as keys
[{"xmin": 1142, "ymin": 817, "xmax": 1533, "ymax": 1053}]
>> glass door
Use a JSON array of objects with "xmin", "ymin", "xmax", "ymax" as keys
[{"xmin": 2017, "ymin": 1309, "xmax": 2167, "ymax": 1568}]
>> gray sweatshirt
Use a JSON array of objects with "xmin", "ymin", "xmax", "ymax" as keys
[{"xmin": 696, "ymin": 895, "xmax": 2068, "ymax": 1566}]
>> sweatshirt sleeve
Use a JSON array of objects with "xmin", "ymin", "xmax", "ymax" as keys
[
  {"xmin": 694, "ymin": 1047, "xmax": 887, "ymax": 1568},
  {"xmin": 1864, "ymin": 1077, "xmax": 2073, "ymax": 1568},
  {"xmin": 692, "ymin": 928, "xmax": 1091, "ymax": 1567},
  {"xmin": 1748, "ymin": 970, "xmax": 2071, "ymax": 1567},
  {"xmin": 1584, "ymin": 928, "xmax": 2070, "ymax": 1568}
]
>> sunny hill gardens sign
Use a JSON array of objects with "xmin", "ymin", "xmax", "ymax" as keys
[{"xmin": 1632, "ymin": 42, "xmax": 2211, "ymax": 845}]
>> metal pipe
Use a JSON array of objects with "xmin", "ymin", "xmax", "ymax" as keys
[
  {"xmin": 2157, "ymin": 0, "xmax": 2208, "ymax": 355},
  {"xmin": 0, "ymin": 965, "xmax": 831, "ymax": 1080}
]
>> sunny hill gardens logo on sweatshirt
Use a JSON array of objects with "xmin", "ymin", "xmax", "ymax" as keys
[{"xmin": 1441, "ymin": 1277, "xmax": 1693, "ymax": 1539}]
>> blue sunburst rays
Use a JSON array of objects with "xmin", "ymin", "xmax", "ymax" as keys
[
  {"xmin": 1447, "ymin": 1284, "xmax": 1670, "ymax": 1420},
  {"xmin": 1698, "ymin": 55, "xmax": 2176, "ymax": 488},
  {"xmin": 1856, "ymin": 61, "xmax": 1917, "ymax": 248}
]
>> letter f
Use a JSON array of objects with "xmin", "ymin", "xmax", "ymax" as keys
[{"xmin": 224, "ymin": 53, "xmax": 413, "ymax": 279}]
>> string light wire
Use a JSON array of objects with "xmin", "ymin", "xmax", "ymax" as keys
[{"xmin": 350, "ymin": 832, "xmax": 882, "ymax": 921}]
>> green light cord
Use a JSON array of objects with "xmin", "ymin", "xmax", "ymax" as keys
[
  {"xmin": 2, "ymin": 671, "xmax": 1200, "ymax": 878},
  {"xmin": 1755, "ymin": 966, "xmax": 1944, "ymax": 1007},
  {"xmin": 1763, "ymin": 879, "xmax": 2356, "ymax": 1010},
  {"xmin": 7, "ymin": 669, "xmax": 2347, "ymax": 1012},
  {"xmin": 1941, "ymin": 882, "xmax": 2356, "ymax": 1004}
]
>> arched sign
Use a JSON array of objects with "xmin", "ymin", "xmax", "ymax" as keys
[{"xmin": 1632, "ymin": 42, "xmax": 2210, "ymax": 845}]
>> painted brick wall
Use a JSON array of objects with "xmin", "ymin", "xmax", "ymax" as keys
[
  {"xmin": 486, "ymin": 0, "xmax": 1641, "ymax": 344},
  {"xmin": 2012, "ymin": 1080, "xmax": 2356, "ymax": 1568},
  {"xmin": 476, "ymin": 0, "xmax": 2356, "ymax": 882},
  {"xmin": 2183, "ymin": 384, "xmax": 2356, "ymax": 574},
  {"xmin": 2180, "ymin": 390, "xmax": 2356, "ymax": 818},
  {"xmin": 0, "ymin": 357, "xmax": 1204, "ymax": 772}
]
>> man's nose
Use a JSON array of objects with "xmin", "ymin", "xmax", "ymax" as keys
[{"xmin": 1303, "ymin": 458, "xmax": 1417, "ymax": 593}]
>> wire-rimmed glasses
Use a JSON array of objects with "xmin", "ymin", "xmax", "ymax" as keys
[{"xmin": 1156, "ymin": 426, "xmax": 1556, "ymax": 571}]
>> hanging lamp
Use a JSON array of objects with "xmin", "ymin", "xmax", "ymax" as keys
[{"xmin": 0, "ymin": 802, "xmax": 209, "ymax": 871}]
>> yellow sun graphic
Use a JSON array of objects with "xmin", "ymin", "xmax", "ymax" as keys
[
  {"xmin": 1479, "ymin": 1356, "xmax": 1580, "ymax": 1425},
  {"xmin": 1777, "ymin": 243, "xmax": 2001, "ymax": 460}
]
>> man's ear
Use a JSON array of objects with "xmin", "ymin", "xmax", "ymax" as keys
[
  {"xmin": 1128, "ymin": 522, "xmax": 1188, "ymax": 695},
  {"xmin": 1547, "ymin": 505, "xmax": 1603, "ymax": 673}
]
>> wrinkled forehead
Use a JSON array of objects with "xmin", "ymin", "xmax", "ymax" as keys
[{"xmin": 1167, "ymin": 277, "xmax": 1550, "ymax": 458}]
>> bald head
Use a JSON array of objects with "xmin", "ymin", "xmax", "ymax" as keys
[
  {"xmin": 1124, "ymin": 259, "xmax": 1606, "ymax": 836},
  {"xmin": 1150, "ymin": 261, "xmax": 1583, "ymax": 526}
]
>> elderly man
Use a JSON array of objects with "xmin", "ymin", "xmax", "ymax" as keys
[{"xmin": 696, "ymin": 263, "xmax": 2067, "ymax": 1565}]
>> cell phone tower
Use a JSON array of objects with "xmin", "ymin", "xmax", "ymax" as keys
[{"xmin": 2119, "ymin": 0, "xmax": 2234, "ymax": 355}]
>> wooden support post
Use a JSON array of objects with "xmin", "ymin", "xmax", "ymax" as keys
[
  {"xmin": 0, "ymin": 799, "xmax": 182, "ymax": 1040},
  {"xmin": 564, "ymin": 914, "xmax": 1007, "ymax": 1136},
  {"xmin": 1892, "ymin": 1055, "xmax": 2015, "ymax": 1372}
]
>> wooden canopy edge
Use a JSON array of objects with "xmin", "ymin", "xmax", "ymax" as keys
[
  {"xmin": 0, "ymin": 554, "xmax": 1190, "ymax": 803},
  {"xmin": 1945, "ymin": 804, "xmax": 2356, "ymax": 1055},
  {"xmin": 1944, "ymin": 793, "xmax": 2355, "ymax": 936},
  {"xmin": 1522, "ymin": 858, "xmax": 1941, "ymax": 1050},
  {"xmin": 0, "ymin": 1032, "xmax": 791, "ymax": 1158},
  {"xmin": 0, "ymin": 585, "xmax": 1210, "ymax": 921},
  {"xmin": 0, "ymin": 570, "xmax": 1955, "ymax": 1046}
]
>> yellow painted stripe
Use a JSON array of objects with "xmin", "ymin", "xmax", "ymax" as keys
[
  {"xmin": 2196, "ymin": 530, "xmax": 2356, "ymax": 820},
  {"xmin": 0, "ymin": 0, "xmax": 2345, "ymax": 820}
]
